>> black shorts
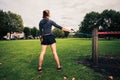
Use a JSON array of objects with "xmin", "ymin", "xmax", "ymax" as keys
[{"xmin": 41, "ymin": 35, "xmax": 56, "ymax": 45}]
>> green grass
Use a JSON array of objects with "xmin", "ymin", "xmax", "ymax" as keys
[{"xmin": 0, "ymin": 38, "xmax": 120, "ymax": 80}]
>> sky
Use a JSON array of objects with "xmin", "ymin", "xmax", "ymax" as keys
[{"xmin": 0, "ymin": 0, "xmax": 120, "ymax": 30}]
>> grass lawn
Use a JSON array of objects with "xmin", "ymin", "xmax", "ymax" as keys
[{"xmin": 0, "ymin": 38, "xmax": 120, "ymax": 80}]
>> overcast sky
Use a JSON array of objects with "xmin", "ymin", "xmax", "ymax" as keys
[{"xmin": 0, "ymin": 0, "xmax": 120, "ymax": 30}]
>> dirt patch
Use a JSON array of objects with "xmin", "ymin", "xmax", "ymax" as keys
[{"xmin": 76, "ymin": 55, "xmax": 120, "ymax": 80}]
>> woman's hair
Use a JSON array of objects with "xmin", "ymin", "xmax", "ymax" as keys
[{"xmin": 43, "ymin": 9, "xmax": 50, "ymax": 18}]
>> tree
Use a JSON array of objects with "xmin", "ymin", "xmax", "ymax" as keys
[
  {"xmin": 52, "ymin": 28, "xmax": 64, "ymax": 38},
  {"xmin": 7, "ymin": 11, "xmax": 24, "ymax": 39},
  {"xmin": 23, "ymin": 27, "xmax": 31, "ymax": 39},
  {"xmin": 0, "ymin": 10, "xmax": 24, "ymax": 39},
  {"xmin": 31, "ymin": 27, "xmax": 39, "ymax": 39}
]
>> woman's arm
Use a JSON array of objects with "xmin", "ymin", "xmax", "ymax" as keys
[
  {"xmin": 51, "ymin": 20, "xmax": 73, "ymax": 33},
  {"xmin": 62, "ymin": 27, "xmax": 73, "ymax": 33}
]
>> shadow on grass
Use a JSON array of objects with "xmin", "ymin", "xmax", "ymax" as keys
[{"xmin": 74, "ymin": 55, "xmax": 120, "ymax": 80}]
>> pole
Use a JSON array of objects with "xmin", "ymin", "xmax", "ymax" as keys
[{"xmin": 92, "ymin": 27, "xmax": 98, "ymax": 66}]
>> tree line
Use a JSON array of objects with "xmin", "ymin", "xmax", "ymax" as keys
[
  {"xmin": 75, "ymin": 9, "xmax": 120, "ymax": 39},
  {"xmin": 0, "ymin": 9, "xmax": 120, "ymax": 39},
  {"xmin": 23, "ymin": 27, "xmax": 39, "ymax": 39}
]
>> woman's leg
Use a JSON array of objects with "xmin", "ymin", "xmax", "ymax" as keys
[
  {"xmin": 38, "ymin": 45, "xmax": 47, "ymax": 69},
  {"xmin": 50, "ymin": 43, "xmax": 61, "ymax": 68}
]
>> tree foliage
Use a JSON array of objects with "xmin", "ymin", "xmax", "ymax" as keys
[
  {"xmin": 78, "ymin": 9, "xmax": 120, "ymax": 38},
  {"xmin": 0, "ymin": 10, "xmax": 8, "ymax": 38},
  {"xmin": 52, "ymin": 28, "xmax": 64, "ymax": 38},
  {"xmin": 23, "ymin": 27, "xmax": 31, "ymax": 39},
  {"xmin": 0, "ymin": 10, "xmax": 24, "ymax": 39},
  {"xmin": 24, "ymin": 27, "xmax": 39, "ymax": 39},
  {"xmin": 80, "ymin": 12, "xmax": 100, "ymax": 34},
  {"xmin": 64, "ymin": 31, "xmax": 70, "ymax": 38},
  {"xmin": 31, "ymin": 27, "xmax": 39, "ymax": 39},
  {"xmin": 7, "ymin": 11, "xmax": 24, "ymax": 32},
  {"xmin": 100, "ymin": 9, "xmax": 120, "ymax": 31}
]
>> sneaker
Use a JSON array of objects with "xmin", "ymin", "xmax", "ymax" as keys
[
  {"xmin": 57, "ymin": 67, "xmax": 62, "ymax": 71},
  {"xmin": 38, "ymin": 68, "xmax": 42, "ymax": 72}
]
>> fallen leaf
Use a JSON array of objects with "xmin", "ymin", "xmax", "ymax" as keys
[
  {"xmin": 72, "ymin": 77, "xmax": 75, "ymax": 80},
  {"xmin": 64, "ymin": 76, "xmax": 67, "ymax": 80},
  {"xmin": 0, "ymin": 63, "xmax": 2, "ymax": 65}
]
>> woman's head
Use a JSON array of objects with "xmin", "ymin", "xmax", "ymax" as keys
[{"xmin": 43, "ymin": 9, "xmax": 50, "ymax": 18}]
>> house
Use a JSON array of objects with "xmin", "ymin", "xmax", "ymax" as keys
[{"xmin": 4, "ymin": 32, "xmax": 24, "ymax": 40}]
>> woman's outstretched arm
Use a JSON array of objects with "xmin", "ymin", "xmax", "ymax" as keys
[{"xmin": 62, "ymin": 27, "xmax": 73, "ymax": 33}]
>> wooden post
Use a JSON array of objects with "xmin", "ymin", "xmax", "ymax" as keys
[{"xmin": 92, "ymin": 27, "xmax": 98, "ymax": 66}]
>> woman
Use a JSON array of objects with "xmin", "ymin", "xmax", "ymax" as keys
[{"xmin": 38, "ymin": 9, "xmax": 72, "ymax": 72}]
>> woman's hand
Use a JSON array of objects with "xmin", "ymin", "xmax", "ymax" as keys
[
  {"xmin": 62, "ymin": 27, "xmax": 74, "ymax": 33},
  {"xmin": 39, "ymin": 36, "xmax": 43, "ymax": 42},
  {"xmin": 69, "ymin": 29, "xmax": 74, "ymax": 33}
]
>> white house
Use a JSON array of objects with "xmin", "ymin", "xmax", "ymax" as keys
[{"xmin": 4, "ymin": 32, "xmax": 24, "ymax": 40}]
